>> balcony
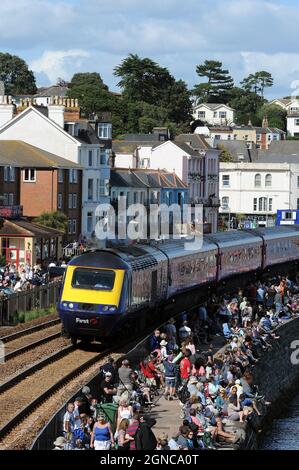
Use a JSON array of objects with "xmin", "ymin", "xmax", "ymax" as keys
[{"xmin": 0, "ymin": 205, "xmax": 23, "ymax": 219}]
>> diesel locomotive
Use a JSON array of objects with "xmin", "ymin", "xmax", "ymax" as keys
[{"xmin": 58, "ymin": 226, "xmax": 299, "ymax": 344}]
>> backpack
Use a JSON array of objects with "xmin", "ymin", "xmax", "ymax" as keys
[{"xmin": 177, "ymin": 384, "xmax": 190, "ymax": 404}]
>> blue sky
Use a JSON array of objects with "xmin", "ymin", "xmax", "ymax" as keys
[{"xmin": 1, "ymin": 0, "xmax": 299, "ymax": 99}]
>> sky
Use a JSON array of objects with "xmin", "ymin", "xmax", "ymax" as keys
[{"xmin": 1, "ymin": 0, "xmax": 299, "ymax": 99}]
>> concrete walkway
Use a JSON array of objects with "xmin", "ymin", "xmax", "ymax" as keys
[{"xmin": 151, "ymin": 395, "xmax": 182, "ymax": 440}]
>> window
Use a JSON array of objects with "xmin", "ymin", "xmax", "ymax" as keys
[
  {"xmin": 68, "ymin": 193, "xmax": 73, "ymax": 209},
  {"xmin": 100, "ymin": 150, "xmax": 107, "ymax": 165},
  {"xmin": 259, "ymin": 197, "xmax": 267, "ymax": 211},
  {"xmin": 71, "ymin": 268, "xmax": 115, "ymax": 291},
  {"xmin": 133, "ymin": 192, "xmax": 138, "ymax": 204},
  {"xmin": 4, "ymin": 166, "xmax": 8, "ymax": 181},
  {"xmin": 73, "ymin": 194, "xmax": 77, "ymax": 209},
  {"xmin": 227, "ymin": 134, "xmax": 231, "ymax": 140},
  {"xmin": 234, "ymin": 134, "xmax": 237, "ymax": 140},
  {"xmin": 253, "ymin": 198, "xmax": 257, "ymax": 211},
  {"xmin": 72, "ymin": 219, "xmax": 77, "ymax": 234},
  {"xmin": 267, "ymin": 134, "xmax": 272, "ymax": 141},
  {"xmin": 268, "ymin": 198, "xmax": 273, "ymax": 211},
  {"xmin": 68, "ymin": 219, "xmax": 72, "ymax": 234},
  {"xmin": 4, "ymin": 166, "xmax": 15, "ymax": 182},
  {"xmin": 297, "ymin": 176, "xmax": 299, "ymax": 188},
  {"xmin": 58, "ymin": 193, "xmax": 62, "ymax": 209},
  {"xmin": 222, "ymin": 175, "xmax": 230, "ymax": 187},
  {"xmin": 23, "ymin": 168, "xmax": 36, "ymax": 182},
  {"xmin": 265, "ymin": 174, "xmax": 272, "ymax": 187},
  {"xmin": 297, "ymin": 198, "xmax": 299, "ymax": 210},
  {"xmin": 222, "ymin": 197, "xmax": 229, "ymax": 209},
  {"xmin": 88, "ymin": 179, "xmax": 93, "ymax": 201},
  {"xmin": 244, "ymin": 135, "xmax": 248, "ymax": 141},
  {"xmin": 291, "ymin": 107, "xmax": 299, "ymax": 114},
  {"xmin": 98, "ymin": 123, "xmax": 112, "ymax": 139},
  {"xmin": 88, "ymin": 150, "xmax": 93, "ymax": 167},
  {"xmin": 213, "ymin": 111, "xmax": 218, "ymax": 118},
  {"xmin": 273, "ymin": 134, "xmax": 279, "ymax": 141},
  {"xmin": 219, "ymin": 111, "xmax": 227, "ymax": 119},
  {"xmin": 256, "ymin": 144, "xmax": 261, "ymax": 149},
  {"xmin": 8, "ymin": 193, "xmax": 14, "ymax": 206},
  {"xmin": 58, "ymin": 169, "xmax": 64, "ymax": 183},
  {"xmin": 256, "ymin": 134, "xmax": 261, "ymax": 141},
  {"xmin": 87, "ymin": 212, "xmax": 93, "ymax": 233},
  {"xmin": 69, "ymin": 169, "xmax": 78, "ymax": 183},
  {"xmin": 214, "ymin": 135, "xmax": 221, "ymax": 140},
  {"xmin": 255, "ymin": 174, "xmax": 261, "ymax": 188},
  {"xmin": 3, "ymin": 193, "xmax": 8, "ymax": 205},
  {"xmin": 295, "ymin": 119, "xmax": 299, "ymax": 126},
  {"xmin": 198, "ymin": 111, "xmax": 205, "ymax": 118}
]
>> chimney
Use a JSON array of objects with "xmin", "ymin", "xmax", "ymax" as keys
[
  {"xmin": 48, "ymin": 95, "xmax": 65, "ymax": 128},
  {"xmin": 262, "ymin": 116, "xmax": 269, "ymax": 128},
  {"xmin": 0, "ymin": 95, "xmax": 14, "ymax": 127},
  {"xmin": 248, "ymin": 119, "xmax": 252, "ymax": 126}
]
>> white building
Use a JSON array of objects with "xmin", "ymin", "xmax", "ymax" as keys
[
  {"xmin": 192, "ymin": 103, "xmax": 235, "ymax": 126},
  {"xmin": 0, "ymin": 97, "xmax": 110, "ymax": 238},
  {"xmin": 270, "ymin": 98, "xmax": 299, "ymax": 137},
  {"xmin": 219, "ymin": 158, "xmax": 299, "ymax": 226}
]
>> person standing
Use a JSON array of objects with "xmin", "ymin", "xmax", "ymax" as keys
[
  {"xmin": 90, "ymin": 413, "xmax": 115, "ymax": 450},
  {"xmin": 180, "ymin": 350, "xmax": 191, "ymax": 386}
]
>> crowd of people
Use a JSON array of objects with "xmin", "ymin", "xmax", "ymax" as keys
[
  {"xmin": 54, "ymin": 272, "xmax": 299, "ymax": 451},
  {"xmin": 0, "ymin": 259, "xmax": 68, "ymax": 298}
]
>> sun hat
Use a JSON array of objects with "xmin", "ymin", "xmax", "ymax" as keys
[
  {"xmin": 97, "ymin": 412, "xmax": 106, "ymax": 419},
  {"xmin": 82, "ymin": 386, "xmax": 90, "ymax": 394},
  {"xmin": 53, "ymin": 436, "xmax": 66, "ymax": 447},
  {"xmin": 235, "ymin": 379, "xmax": 241, "ymax": 385},
  {"xmin": 160, "ymin": 340, "xmax": 168, "ymax": 346},
  {"xmin": 189, "ymin": 376, "xmax": 198, "ymax": 384}
]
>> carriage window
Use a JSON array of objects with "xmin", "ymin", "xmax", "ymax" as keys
[{"xmin": 72, "ymin": 268, "xmax": 115, "ymax": 291}]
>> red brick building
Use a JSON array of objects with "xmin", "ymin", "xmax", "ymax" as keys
[{"xmin": 0, "ymin": 140, "xmax": 82, "ymax": 243}]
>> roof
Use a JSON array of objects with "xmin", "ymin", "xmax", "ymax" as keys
[
  {"xmin": 194, "ymin": 103, "xmax": 235, "ymax": 111},
  {"xmin": 175, "ymin": 134, "xmax": 211, "ymax": 150},
  {"xmin": 110, "ymin": 168, "xmax": 188, "ymax": 190},
  {"xmin": 76, "ymin": 121, "xmax": 104, "ymax": 145},
  {"xmin": 0, "ymin": 219, "xmax": 64, "ymax": 237},
  {"xmin": 255, "ymin": 143, "xmax": 299, "ymax": 164},
  {"xmin": 35, "ymin": 85, "xmax": 69, "ymax": 98},
  {"xmin": 113, "ymin": 140, "xmax": 154, "ymax": 154},
  {"xmin": 0, "ymin": 141, "xmax": 82, "ymax": 169},
  {"xmin": 217, "ymin": 141, "xmax": 253, "ymax": 162},
  {"xmin": 254, "ymin": 127, "xmax": 285, "ymax": 135},
  {"xmin": 152, "ymin": 140, "xmax": 200, "ymax": 157},
  {"xmin": 124, "ymin": 133, "xmax": 166, "ymax": 142}
]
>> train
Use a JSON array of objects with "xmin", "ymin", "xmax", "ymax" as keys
[{"xmin": 58, "ymin": 226, "xmax": 299, "ymax": 344}]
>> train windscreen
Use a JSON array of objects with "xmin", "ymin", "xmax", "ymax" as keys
[{"xmin": 71, "ymin": 268, "xmax": 115, "ymax": 291}]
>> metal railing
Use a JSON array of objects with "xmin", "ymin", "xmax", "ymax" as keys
[{"xmin": 0, "ymin": 281, "xmax": 62, "ymax": 326}]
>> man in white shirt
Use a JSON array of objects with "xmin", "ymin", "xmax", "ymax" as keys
[{"xmin": 179, "ymin": 321, "xmax": 192, "ymax": 341}]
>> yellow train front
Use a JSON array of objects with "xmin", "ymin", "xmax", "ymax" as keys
[{"xmin": 58, "ymin": 250, "xmax": 129, "ymax": 344}]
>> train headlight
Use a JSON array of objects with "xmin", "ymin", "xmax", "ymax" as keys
[
  {"xmin": 63, "ymin": 302, "xmax": 68, "ymax": 308},
  {"xmin": 109, "ymin": 306, "xmax": 116, "ymax": 312},
  {"xmin": 102, "ymin": 306, "xmax": 109, "ymax": 312},
  {"xmin": 69, "ymin": 303, "xmax": 74, "ymax": 309}
]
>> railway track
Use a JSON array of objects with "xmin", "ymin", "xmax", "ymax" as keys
[{"xmin": 0, "ymin": 344, "xmax": 123, "ymax": 450}]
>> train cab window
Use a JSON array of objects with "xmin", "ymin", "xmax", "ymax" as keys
[{"xmin": 72, "ymin": 268, "xmax": 115, "ymax": 291}]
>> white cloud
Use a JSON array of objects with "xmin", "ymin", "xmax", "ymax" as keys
[{"xmin": 30, "ymin": 49, "xmax": 90, "ymax": 83}]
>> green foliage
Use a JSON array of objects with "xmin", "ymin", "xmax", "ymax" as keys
[
  {"xmin": 257, "ymin": 104, "xmax": 287, "ymax": 130},
  {"xmin": 286, "ymin": 135, "xmax": 299, "ymax": 140},
  {"xmin": 218, "ymin": 145, "xmax": 234, "ymax": 162},
  {"xmin": 193, "ymin": 60, "xmax": 234, "ymax": 103},
  {"xmin": 0, "ymin": 255, "xmax": 6, "ymax": 266},
  {"xmin": 34, "ymin": 211, "xmax": 67, "ymax": 232},
  {"xmin": 16, "ymin": 305, "xmax": 56, "ymax": 324},
  {"xmin": 227, "ymin": 87, "xmax": 265, "ymax": 125},
  {"xmin": 67, "ymin": 72, "xmax": 112, "ymax": 117},
  {"xmin": 241, "ymin": 71, "xmax": 273, "ymax": 97},
  {"xmin": 0, "ymin": 52, "xmax": 37, "ymax": 95}
]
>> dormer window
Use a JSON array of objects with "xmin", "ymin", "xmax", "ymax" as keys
[
  {"xmin": 98, "ymin": 123, "xmax": 112, "ymax": 139},
  {"xmin": 64, "ymin": 122, "xmax": 78, "ymax": 137}
]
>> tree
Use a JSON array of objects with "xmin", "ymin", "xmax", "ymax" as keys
[
  {"xmin": 217, "ymin": 144, "xmax": 234, "ymax": 162},
  {"xmin": 34, "ymin": 211, "xmax": 67, "ymax": 232},
  {"xmin": 0, "ymin": 52, "xmax": 37, "ymax": 95},
  {"xmin": 114, "ymin": 54, "xmax": 192, "ymax": 133},
  {"xmin": 193, "ymin": 60, "xmax": 234, "ymax": 103},
  {"xmin": 67, "ymin": 72, "xmax": 112, "ymax": 117},
  {"xmin": 228, "ymin": 87, "xmax": 265, "ymax": 125},
  {"xmin": 257, "ymin": 104, "xmax": 287, "ymax": 130},
  {"xmin": 114, "ymin": 53, "xmax": 173, "ymax": 104},
  {"xmin": 241, "ymin": 71, "xmax": 273, "ymax": 97}
]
